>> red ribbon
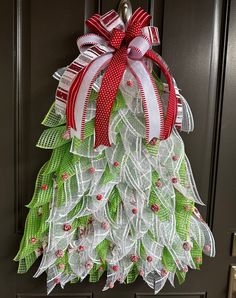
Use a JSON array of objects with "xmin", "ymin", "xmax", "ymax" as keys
[
  {"xmin": 60, "ymin": 8, "xmax": 177, "ymax": 148},
  {"xmin": 95, "ymin": 46, "xmax": 128, "ymax": 148},
  {"xmin": 85, "ymin": 8, "xmax": 177, "ymax": 148}
]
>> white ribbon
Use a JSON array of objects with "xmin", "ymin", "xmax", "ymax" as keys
[{"xmin": 55, "ymin": 11, "xmax": 165, "ymax": 143}]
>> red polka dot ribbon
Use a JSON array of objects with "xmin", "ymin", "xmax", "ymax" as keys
[{"xmin": 55, "ymin": 7, "xmax": 178, "ymax": 148}]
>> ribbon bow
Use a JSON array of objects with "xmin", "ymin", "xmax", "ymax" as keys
[{"xmin": 55, "ymin": 8, "xmax": 177, "ymax": 148}]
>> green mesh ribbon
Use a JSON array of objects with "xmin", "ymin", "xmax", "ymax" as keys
[
  {"xmin": 37, "ymin": 125, "xmax": 69, "ymax": 149},
  {"xmin": 17, "ymin": 252, "xmax": 38, "ymax": 274},
  {"xmin": 149, "ymin": 189, "xmax": 170, "ymax": 221},
  {"xmin": 140, "ymin": 240, "xmax": 146, "ymax": 259},
  {"xmin": 176, "ymin": 269, "xmax": 186, "ymax": 285},
  {"xmin": 56, "ymin": 143, "xmax": 80, "ymax": 187},
  {"xmin": 146, "ymin": 141, "xmax": 160, "ymax": 156},
  {"xmin": 126, "ymin": 264, "xmax": 139, "ymax": 284},
  {"xmin": 191, "ymin": 240, "xmax": 203, "ymax": 269},
  {"xmin": 42, "ymin": 103, "xmax": 66, "ymax": 127},
  {"xmin": 107, "ymin": 187, "xmax": 121, "ymax": 222},
  {"xmin": 96, "ymin": 239, "xmax": 110, "ymax": 263},
  {"xmin": 175, "ymin": 190, "xmax": 194, "ymax": 240},
  {"xmin": 162, "ymin": 247, "xmax": 176, "ymax": 273},
  {"xmin": 15, "ymin": 69, "xmax": 206, "ymax": 292},
  {"xmin": 101, "ymin": 165, "xmax": 116, "ymax": 185}
]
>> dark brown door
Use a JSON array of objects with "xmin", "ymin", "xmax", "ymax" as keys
[{"xmin": 0, "ymin": 0, "xmax": 235, "ymax": 297}]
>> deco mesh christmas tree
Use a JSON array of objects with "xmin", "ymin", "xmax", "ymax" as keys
[{"xmin": 14, "ymin": 7, "xmax": 215, "ymax": 295}]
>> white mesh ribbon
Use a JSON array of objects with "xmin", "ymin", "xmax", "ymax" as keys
[{"xmin": 35, "ymin": 68, "xmax": 215, "ymax": 295}]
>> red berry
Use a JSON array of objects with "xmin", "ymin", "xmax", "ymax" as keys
[
  {"xmin": 161, "ymin": 268, "xmax": 168, "ymax": 277},
  {"xmin": 113, "ymin": 161, "xmax": 119, "ymax": 167},
  {"xmin": 63, "ymin": 223, "xmax": 72, "ymax": 231},
  {"xmin": 112, "ymin": 265, "xmax": 119, "ymax": 272},
  {"xmin": 62, "ymin": 172, "xmax": 69, "ymax": 180},
  {"xmin": 55, "ymin": 277, "xmax": 60, "ymax": 284},
  {"xmin": 41, "ymin": 184, "xmax": 47, "ymax": 191},
  {"xmin": 130, "ymin": 255, "xmax": 139, "ymax": 262},
  {"xmin": 172, "ymin": 155, "xmax": 179, "ymax": 161},
  {"xmin": 132, "ymin": 208, "xmax": 138, "ymax": 214},
  {"xmin": 88, "ymin": 217, "xmax": 93, "ymax": 224},
  {"xmin": 156, "ymin": 180, "xmax": 162, "ymax": 188},
  {"xmin": 146, "ymin": 256, "xmax": 153, "ymax": 262},
  {"xmin": 58, "ymin": 263, "xmax": 65, "ymax": 270},
  {"xmin": 175, "ymin": 259, "xmax": 181, "ymax": 265},
  {"xmin": 151, "ymin": 204, "xmax": 160, "ymax": 213},
  {"xmin": 89, "ymin": 167, "xmax": 95, "ymax": 174},
  {"xmin": 149, "ymin": 137, "xmax": 158, "ymax": 145},
  {"xmin": 172, "ymin": 177, "xmax": 178, "ymax": 184},
  {"xmin": 183, "ymin": 242, "xmax": 192, "ymax": 251},
  {"xmin": 96, "ymin": 194, "xmax": 103, "ymax": 201},
  {"xmin": 78, "ymin": 245, "xmax": 85, "ymax": 251},
  {"xmin": 30, "ymin": 237, "xmax": 37, "ymax": 244},
  {"xmin": 36, "ymin": 247, "xmax": 43, "ymax": 254},
  {"xmin": 117, "ymin": 275, "xmax": 124, "ymax": 283},
  {"xmin": 195, "ymin": 257, "xmax": 202, "ymax": 264},
  {"xmin": 139, "ymin": 270, "xmax": 144, "ymax": 276},
  {"xmin": 85, "ymin": 261, "xmax": 93, "ymax": 270},
  {"xmin": 62, "ymin": 130, "xmax": 70, "ymax": 140},
  {"xmin": 127, "ymin": 80, "xmax": 133, "ymax": 87},
  {"xmin": 55, "ymin": 250, "xmax": 64, "ymax": 258},
  {"xmin": 203, "ymin": 244, "xmax": 211, "ymax": 252},
  {"xmin": 101, "ymin": 222, "xmax": 109, "ymax": 230},
  {"xmin": 184, "ymin": 205, "xmax": 191, "ymax": 212},
  {"xmin": 85, "ymin": 261, "xmax": 93, "ymax": 269}
]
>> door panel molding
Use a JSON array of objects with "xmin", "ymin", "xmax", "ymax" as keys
[
  {"xmin": 136, "ymin": 293, "xmax": 206, "ymax": 298},
  {"xmin": 205, "ymin": 0, "xmax": 231, "ymax": 229},
  {"xmin": 13, "ymin": 0, "xmax": 31, "ymax": 234},
  {"xmin": 17, "ymin": 294, "xmax": 93, "ymax": 298},
  {"xmin": 13, "ymin": 0, "xmax": 97, "ymax": 234}
]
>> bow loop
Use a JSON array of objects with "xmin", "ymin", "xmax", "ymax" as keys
[
  {"xmin": 109, "ymin": 28, "xmax": 126, "ymax": 49},
  {"xmin": 100, "ymin": 9, "xmax": 125, "ymax": 32},
  {"xmin": 55, "ymin": 8, "xmax": 178, "ymax": 149},
  {"xmin": 142, "ymin": 26, "xmax": 160, "ymax": 46},
  {"xmin": 77, "ymin": 34, "xmax": 107, "ymax": 53},
  {"xmin": 125, "ymin": 22, "xmax": 142, "ymax": 42},
  {"xmin": 128, "ymin": 35, "xmax": 151, "ymax": 59}
]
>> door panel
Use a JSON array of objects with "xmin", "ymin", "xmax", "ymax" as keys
[
  {"xmin": 162, "ymin": 0, "xmax": 223, "ymax": 221},
  {"xmin": 213, "ymin": 0, "xmax": 236, "ymax": 297},
  {"xmin": 0, "ymin": 0, "xmax": 235, "ymax": 297}
]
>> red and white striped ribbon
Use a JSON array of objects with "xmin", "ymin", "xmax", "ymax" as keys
[
  {"xmin": 55, "ymin": 43, "xmax": 113, "ymax": 114},
  {"xmin": 69, "ymin": 54, "xmax": 113, "ymax": 140},
  {"xmin": 54, "ymin": 7, "xmax": 178, "ymax": 147}
]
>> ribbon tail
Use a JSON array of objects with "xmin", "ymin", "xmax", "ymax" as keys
[
  {"xmin": 128, "ymin": 58, "xmax": 164, "ymax": 142},
  {"xmin": 94, "ymin": 47, "xmax": 128, "ymax": 148},
  {"xmin": 145, "ymin": 50, "xmax": 178, "ymax": 139},
  {"xmin": 67, "ymin": 53, "xmax": 113, "ymax": 140}
]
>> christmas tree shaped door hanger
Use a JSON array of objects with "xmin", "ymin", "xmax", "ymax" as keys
[{"xmin": 14, "ymin": 2, "xmax": 215, "ymax": 295}]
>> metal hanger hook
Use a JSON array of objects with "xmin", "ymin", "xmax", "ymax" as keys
[{"xmin": 118, "ymin": 0, "xmax": 133, "ymax": 24}]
